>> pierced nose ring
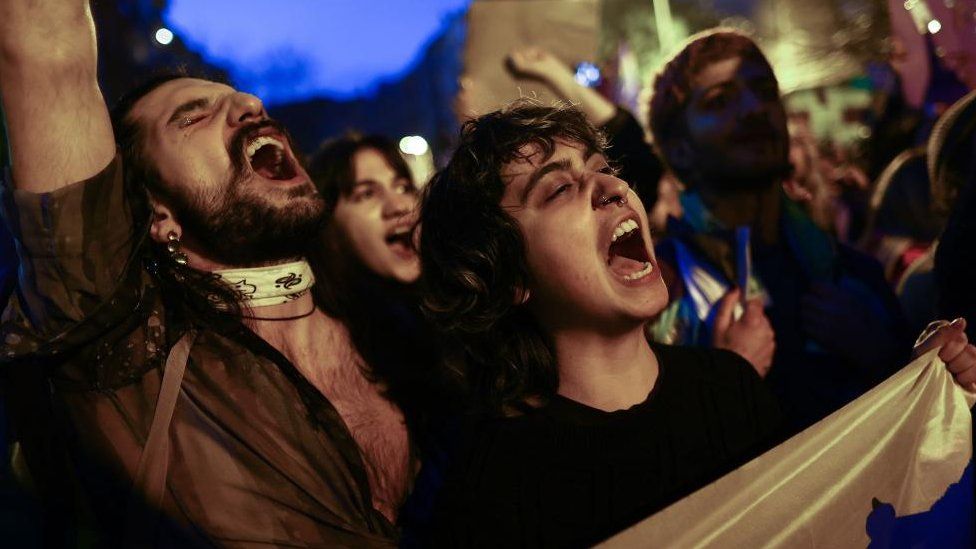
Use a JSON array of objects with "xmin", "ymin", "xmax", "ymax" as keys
[{"xmin": 600, "ymin": 195, "xmax": 627, "ymax": 207}]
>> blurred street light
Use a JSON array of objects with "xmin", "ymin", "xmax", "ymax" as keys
[
  {"xmin": 399, "ymin": 135, "xmax": 434, "ymax": 187},
  {"xmin": 574, "ymin": 62, "xmax": 602, "ymax": 87},
  {"xmin": 399, "ymin": 135, "xmax": 429, "ymax": 156},
  {"xmin": 154, "ymin": 27, "xmax": 174, "ymax": 45}
]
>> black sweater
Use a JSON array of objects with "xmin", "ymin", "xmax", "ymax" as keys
[{"xmin": 420, "ymin": 343, "xmax": 783, "ymax": 548}]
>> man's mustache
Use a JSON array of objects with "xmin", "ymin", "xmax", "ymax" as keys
[{"xmin": 228, "ymin": 119, "xmax": 295, "ymax": 177}]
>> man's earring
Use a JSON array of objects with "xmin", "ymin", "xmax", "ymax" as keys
[{"xmin": 166, "ymin": 231, "xmax": 189, "ymax": 266}]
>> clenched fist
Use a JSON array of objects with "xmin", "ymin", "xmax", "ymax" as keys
[{"xmin": 712, "ymin": 289, "xmax": 776, "ymax": 378}]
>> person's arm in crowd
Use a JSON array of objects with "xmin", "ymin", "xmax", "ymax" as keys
[
  {"xmin": 507, "ymin": 46, "xmax": 615, "ymax": 125},
  {"xmin": 913, "ymin": 318, "xmax": 976, "ymax": 390},
  {"xmin": 0, "ymin": 0, "xmax": 115, "ymax": 193},
  {"xmin": 506, "ymin": 46, "xmax": 663, "ymax": 207},
  {"xmin": 0, "ymin": 0, "xmax": 140, "ymax": 349}
]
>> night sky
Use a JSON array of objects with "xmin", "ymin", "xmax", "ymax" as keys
[{"xmin": 164, "ymin": 0, "xmax": 471, "ymax": 105}]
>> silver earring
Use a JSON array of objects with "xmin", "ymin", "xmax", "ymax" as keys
[{"xmin": 166, "ymin": 231, "xmax": 189, "ymax": 266}]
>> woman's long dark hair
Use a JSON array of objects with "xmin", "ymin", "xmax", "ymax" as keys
[{"xmin": 307, "ymin": 134, "xmax": 461, "ymax": 434}]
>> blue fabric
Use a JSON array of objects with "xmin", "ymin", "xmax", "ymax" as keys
[{"xmin": 653, "ymin": 191, "xmax": 908, "ymax": 430}]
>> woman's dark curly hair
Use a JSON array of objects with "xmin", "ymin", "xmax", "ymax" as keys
[{"xmin": 419, "ymin": 101, "xmax": 606, "ymax": 415}]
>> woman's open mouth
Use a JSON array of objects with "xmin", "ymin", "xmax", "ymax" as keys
[
  {"xmin": 385, "ymin": 226, "xmax": 417, "ymax": 260},
  {"xmin": 606, "ymin": 218, "xmax": 654, "ymax": 282}
]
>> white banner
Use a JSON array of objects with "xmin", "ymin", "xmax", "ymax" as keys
[{"xmin": 600, "ymin": 349, "xmax": 976, "ymax": 548}]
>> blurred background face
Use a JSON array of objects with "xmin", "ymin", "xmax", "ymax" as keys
[
  {"xmin": 332, "ymin": 147, "xmax": 421, "ymax": 283},
  {"xmin": 679, "ymin": 55, "xmax": 791, "ymax": 194}
]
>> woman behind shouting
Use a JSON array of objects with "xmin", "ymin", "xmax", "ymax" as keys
[{"xmin": 307, "ymin": 134, "xmax": 461, "ymax": 524}]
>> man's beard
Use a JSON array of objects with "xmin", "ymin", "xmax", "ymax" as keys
[
  {"xmin": 694, "ymin": 132, "xmax": 793, "ymax": 197},
  {"xmin": 685, "ymin": 111, "xmax": 793, "ymax": 196},
  {"xmin": 701, "ymin": 159, "xmax": 794, "ymax": 196},
  {"xmin": 171, "ymin": 121, "xmax": 326, "ymax": 267}
]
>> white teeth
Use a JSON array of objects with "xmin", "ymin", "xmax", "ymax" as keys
[
  {"xmin": 246, "ymin": 136, "xmax": 284, "ymax": 159},
  {"xmin": 611, "ymin": 219, "xmax": 639, "ymax": 242},
  {"xmin": 623, "ymin": 261, "xmax": 653, "ymax": 281}
]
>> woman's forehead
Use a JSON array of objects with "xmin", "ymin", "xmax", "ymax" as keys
[{"xmin": 502, "ymin": 140, "xmax": 600, "ymax": 178}]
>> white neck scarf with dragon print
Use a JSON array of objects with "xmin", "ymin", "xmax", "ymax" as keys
[{"xmin": 212, "ymin": 260, "xmax": 315, "ymax": 308}]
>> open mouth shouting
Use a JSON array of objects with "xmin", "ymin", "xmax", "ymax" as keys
[
  {"xmin": 246, "ymin": 135, "xmax": 296, "ymax": 180},
  {"xmin": 384, "ymin": 223, "xmax": 417, "ymax": 261},
  {"xmin": 237, "ymin": 123, "xmax": 304, "ymax": 183},
  {"xmin": 606, "ymin": 216, "xmax": 654, "ymax": 283}
]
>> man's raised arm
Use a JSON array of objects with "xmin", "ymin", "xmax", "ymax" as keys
[{"xmin": 0, "ymin": 0, "xmax": 115, "ymax": 193}]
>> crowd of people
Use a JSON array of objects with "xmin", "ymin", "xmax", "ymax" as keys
[{"xmin": 1, "ymin": 1, "xmax": 975, "ymax": 547}]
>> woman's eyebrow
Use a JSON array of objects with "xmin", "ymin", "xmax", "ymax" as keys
[{"xmin": 520, "ymin": 159, "xmax": 573, "ymax": 204}]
